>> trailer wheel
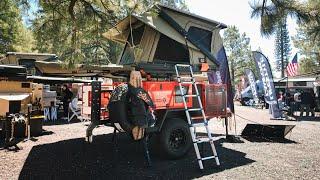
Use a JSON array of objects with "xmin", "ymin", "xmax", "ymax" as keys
[{"xmin": 159, "ymin": 118, "xmax": 192, "ymax": 159}]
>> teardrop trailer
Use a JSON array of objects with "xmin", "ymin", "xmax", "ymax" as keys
[{"xmin": 84, "ymin": 5, "xmax": 233, "ymax": 169}]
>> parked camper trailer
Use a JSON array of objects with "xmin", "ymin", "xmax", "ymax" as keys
[{"xmin": 85, "ymin": 4, "xmax": 231, "ymax": 166}]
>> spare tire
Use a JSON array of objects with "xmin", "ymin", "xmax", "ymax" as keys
[
  {"xmin": 158, "ymin": 118, "xmax": 192, "ymax": 159},
  {"xmin": 108, "ymin": 101, "xmax": 133, "ymax": 132}
]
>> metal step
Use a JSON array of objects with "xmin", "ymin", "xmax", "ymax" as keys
[
  {"xmin": 194, "ymin": 137, "xmax": 212, "ymax": 144},
  {"xmin": 175, "ymin": 64, "xmax": 191, "ymax": 67},
  {"xmin": 180, "ymin": 81, "xmax": 194, "ymax": 84},
  {"xmin": 191, "ymin": 122, "xmax": 207, "ymax": 127},
  {"xmin": 184, "ymin": 94, "xmax": 198, "ymax": 97},
  {"xmin": 187, "ymin": 108, "xmax": 202, "ymax": 112},
  {"xmin": 177, "ymin": 76, "xmax": 194, "ymax": 80},
  {"xmin": 200, "ymin": 156, "xmax": 216, "ymax": 161}
]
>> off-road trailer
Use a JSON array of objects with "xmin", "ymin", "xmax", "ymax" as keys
[
  {"xmin": 84, "ymin": 64, "xmax": 228, "ymax": 160},
  {"xmin": 85, "ymin": 4, "xmax": 233, "ymax": 167}
]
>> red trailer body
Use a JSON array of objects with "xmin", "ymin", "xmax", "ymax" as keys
[{"xmin": 82, "ymin": 81, "xmax": 227, "ymax": 121}]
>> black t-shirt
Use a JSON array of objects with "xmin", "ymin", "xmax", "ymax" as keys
[
  {"xmin": 62, "ymin": 89, "xmax": 73, "ymax": 102},
  {"xmin": 300, "ymin": 92, "xmax": 315, "ymax": 107}
]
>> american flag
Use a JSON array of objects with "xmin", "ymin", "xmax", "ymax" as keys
[{"xmin": 286, "ymin": 53, "xmax": 299, "ymax": 76}]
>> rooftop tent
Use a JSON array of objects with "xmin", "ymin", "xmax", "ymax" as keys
[
  {"xmin": 0, "ymin": 52, "xmax": 58, "ymax": 65},
  {"xmin": 103, "ymin": 5, "xmax": 227, "ymax": 67},
  {"xmin": 0, "ymin": 52, "xmax": 58, "ymax": 75}
]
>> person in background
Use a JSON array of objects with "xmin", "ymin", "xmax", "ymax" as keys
[
  {"xmin": 61, "ymin": 84, "xmax": 73, "ymax": 118},
  {"xmin": 294, "ymin": 91, "xmax": 301, "ymax": 103},
  {"xmin": 284, "ymin": 91, "xmax": 292, "ymax": 106},
  {"xmin": 300, "ymin": 90, "xmax": 315, "ymax": 117},
  {"xmin": 278, "ymin": 91, "xmax": 285, "ymax": 109},
  {"xmin": 291, "ymin": 90, "xmax": 302, "ymax": 116}
]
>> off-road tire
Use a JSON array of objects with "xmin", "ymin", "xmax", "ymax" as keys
[{"xmin": 158, "ymin": 118, "xmax": 192, "ymax": 159}]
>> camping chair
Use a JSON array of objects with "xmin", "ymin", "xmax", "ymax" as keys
[{"xmin": 68, "ymin": 98, "xmax": 82, "ymax": 122}]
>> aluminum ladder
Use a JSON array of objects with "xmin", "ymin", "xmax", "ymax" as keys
[{"xmin": 174, "ymin": 64, "xmax": 220, "ymax": 170}]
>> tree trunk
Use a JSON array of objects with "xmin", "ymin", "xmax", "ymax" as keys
[
  {"xmin": 280, "ymin": 24, "xmax": 284, "ymax": 78},
  {"xmin": 231, "ymin": 59, "xmax": 235, "ymax": 87}
]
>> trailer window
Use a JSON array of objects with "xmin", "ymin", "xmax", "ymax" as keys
[
  {"xmin": 293, "ymin": 81, "xmax": 307, "ymax": 86},
  {"xmin": 120, "ymin": 25, "xmax": 145, "ymax": 65},
  {"xmin": 19, "ymin": 59, "xmax": 36, "ymax": 75},
  {"xmin": 153, "ymin": 34, "xmax": 189, "ymax": 63},
  {"xmin": 188, "ymin": 26, "xmax": 212, "ymax": 52}
]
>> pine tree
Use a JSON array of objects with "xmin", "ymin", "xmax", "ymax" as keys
[
  {"xmin": 160, "ymin": 0, "xmax": 188, "ymax": 10},
  {"xmin": 274, "ymin": 17, "xmax": 291, "ymax": 77},
  {"xmin": 0, "ymin": 0, "xmax": 35, "ymax": 54},
  {"xmin": 223, "ymin": 26, "xmax": 255, "ymax": 88}
]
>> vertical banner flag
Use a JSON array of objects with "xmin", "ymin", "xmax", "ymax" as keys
[
  {"xmin": 244, "ymin": 68, "xmax": 259, "ymax": 102},
  {"xmin": 208, "ymin": 47, "xmax": 234, "ymax": 113},
  {"xmin": 252, "ymin": 51, "xmax": 282, "ymax": 118}
]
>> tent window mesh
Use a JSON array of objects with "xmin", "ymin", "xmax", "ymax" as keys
[
  {"xmin": 188, "ymin": 26, "xmax": 212, "ymax": 52},
  {"xmin": 153, "ymin": 34, "xmax": 189, "ymax": 63},
  {"xmin": 120, "ymin": 25, "xmax": 145, "ymax": 65}
]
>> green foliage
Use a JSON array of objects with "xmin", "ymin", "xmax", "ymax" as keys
[
  {"xmin": 160, "ymin": 0, "xmax": 188, "ymax": 10},
  {"xmin": 292, "ymin": 17, "xmax": 320, "ymax": 74},
  {"xmin": 274, "ymin": 17, "xmax": 291, "ymax": 77},
  {"xmin": 31, "ymin": 0, "xmax": 137, "ymax": 67},
  {"xmin": 30, "ymin": 0, "xmax": 188, "ymax": 67},
  {"xmin": 1, "ymin": 0, "xmax": 188, "ymax": 66},
  {"xmin": 0, "ymin": 0, "xmax": 35, "ymax": 54},
  {"xmin": 250, "ymin": 0, "xmax": 319, "ymax": 38},
  {"xmin": 299, "ymin": 57, "xmax": 319, "ymax": 73},
  {"xmin": 223, "ymin": 26, "xmax": 256, "ymax": 87}
]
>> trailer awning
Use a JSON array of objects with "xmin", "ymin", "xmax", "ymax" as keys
[
  {"xmin": 0, "ymin": 93, "xmax": 30, "ymax": 101},
  {"xmin": 35, "ymin": 61, "xmax": 133, "ymax": 76},
  {"xmin": 27, "ymin": 76, "xmax": 93, "ymax": 83}
]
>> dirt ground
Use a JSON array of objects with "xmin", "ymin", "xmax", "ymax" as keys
[{"xmin": 1, "ymin": 104, "xmax": 320, "ymax": 180}]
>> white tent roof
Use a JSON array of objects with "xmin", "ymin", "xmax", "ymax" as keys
[{"xmin": 0, "ymin": 93, "xmax": 30, "ymax": 101}]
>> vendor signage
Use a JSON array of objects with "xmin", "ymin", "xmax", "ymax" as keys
[
  {"xmin": 253, "ymin": 51, "xmax": 282, "ymax": 118},
  {"xmin": 253, "ymin": 51, "xmax": 277, "ymax": 105},
  {"xmin": 244, "ymin": 68, "xmax": 258, "ymax": 102}
]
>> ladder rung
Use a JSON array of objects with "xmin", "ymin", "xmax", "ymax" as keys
[
  {"xmin": 191, "ymin": 116, "xmax": 210, "ymax": 121},
  {"xmin": 176, "ymin": 64, "xmax": 191, "ymax": 67},
  {"xmin": 180, "ymin": 81, "xmax": 194, "ymax": 84},
  {"xmin": 177, "ymin": 76, "xmax": 194, "ymax": 79},
  {"xmin": 200, "ymin": 156, "xmax": 216, "ymax": 161},
  {"xmin": 187, "ymin": 108, "xmax": 202, "ymax": 111},
  {"xmin": 184, "ymin": 94, "xmax": 198, "ymax": 97},
  {"xmin": 194, "ymin": 137, "xmax": 212, "ymax": 144},
  {"xmin": 191, "ymin": 122, "xmax": 207, "ymax": 127}
]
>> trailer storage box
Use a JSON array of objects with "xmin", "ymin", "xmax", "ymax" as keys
[{"xmin": 204, "ymin": 84, "xmax": 227, "ymax": 117}]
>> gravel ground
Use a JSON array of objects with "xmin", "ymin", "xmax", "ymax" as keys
[{"xmin": 1, "ymin": 104, "xmax": 320, "ymax": 180}]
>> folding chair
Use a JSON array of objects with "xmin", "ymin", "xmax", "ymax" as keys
[{"xmin": 68, "ymin": 98, "xmax": 82, "ymax": 122}]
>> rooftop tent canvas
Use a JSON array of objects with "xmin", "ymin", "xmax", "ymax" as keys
[{"xmin": 103, "ymin": 5, "xmax": 227, "ymax": 66}]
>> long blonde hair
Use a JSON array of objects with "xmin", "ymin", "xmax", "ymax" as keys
[{"xmin": 129, "ymin": 71, "xmax": 142, "ymax": 88}]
